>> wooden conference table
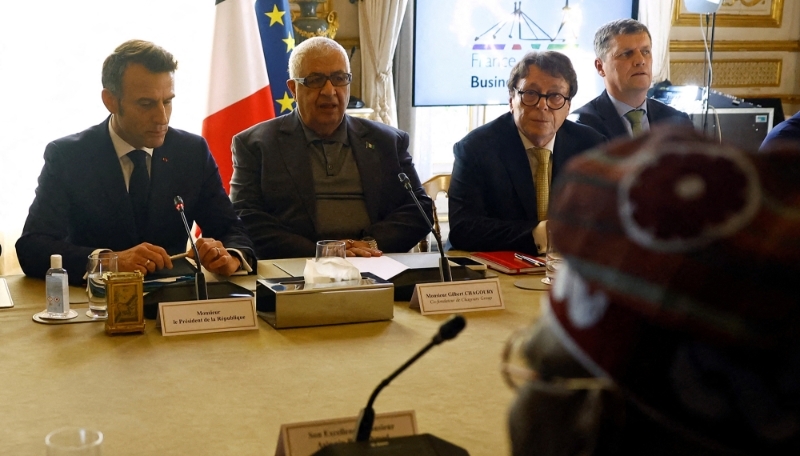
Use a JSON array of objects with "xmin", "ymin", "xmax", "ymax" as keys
[{"xmin": 0, "ymin": 255, "xmax": 547, "ymax": 455}]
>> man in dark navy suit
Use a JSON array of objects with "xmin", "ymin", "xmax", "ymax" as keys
[
  {"xmin": 16, "ymin": 40, "xmax": 254, "ymax": 285},
  {"xmin": 448, "ymin": 51, "xmax": 605, "ymax": 255},
  {"xmin": 574, "ymin": 19, "xmax": 690, "ymax": 140}
]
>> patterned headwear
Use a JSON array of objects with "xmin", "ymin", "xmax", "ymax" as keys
[{"xmin": 545, "ymin": 125, "xmax": 800, "ymax": 450}]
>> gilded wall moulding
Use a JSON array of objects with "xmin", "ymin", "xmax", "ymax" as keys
[
  {"xmin": 670, "ymin": 40, "xmax": 800, "ymax": 53},
  {"xmin": 670, "ymin": 59, "xmax": 782, "ymax": 87},
  {"xmin": 673, "ymin": 0, "xmax": 783, "ymax": 27}
]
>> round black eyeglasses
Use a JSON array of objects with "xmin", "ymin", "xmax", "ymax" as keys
[{"xmin": 516, "ymin": 89, "xmax": 570, "ymax": 110}]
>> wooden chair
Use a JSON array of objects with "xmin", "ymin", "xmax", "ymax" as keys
[{"xmin": 418, "ymin": 174, "xmax": 451, "ymax": 252}]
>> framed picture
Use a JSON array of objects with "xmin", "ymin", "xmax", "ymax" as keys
[{"xmin": 672, "ymin": 0, "xmax": 784, "ymax": 27}]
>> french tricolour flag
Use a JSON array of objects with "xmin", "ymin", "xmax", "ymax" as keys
[{"xmin": 203, "ymin": 0, "xmax": 295, "ymax": 192}]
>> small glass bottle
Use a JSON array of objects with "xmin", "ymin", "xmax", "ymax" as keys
[{"xmin": 45, "ymin": 254, "xmax": 70, "ymax": 316}]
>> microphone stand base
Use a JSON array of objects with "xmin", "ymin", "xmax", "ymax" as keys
[{"xmin": 312, "ymin": 434, "xmax": 469, "ymax": 456}]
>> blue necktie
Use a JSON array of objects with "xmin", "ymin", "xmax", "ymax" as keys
[{"xmin": 127, "ymin": 150, "xmax": 150, "ymax": 232}]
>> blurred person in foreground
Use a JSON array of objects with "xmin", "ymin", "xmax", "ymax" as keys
[{"xmin": 504, "ymin": 125, "xmax": 800, "ymax": 455}]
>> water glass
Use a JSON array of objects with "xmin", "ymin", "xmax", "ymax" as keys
[
  {"xmin": 315, "ymin": 240, "xmax": 346, "ymax": 261},
  {"xmin": 542, "ymin": 230, "xmax": 562, "ymax": 285},
  {"xmin": 45, "ymin": 427, "xmax": 103, "ymax": 455},
  {"xmin": 86, "ymin": 253, "xmax": 118, "ymax": 319}
]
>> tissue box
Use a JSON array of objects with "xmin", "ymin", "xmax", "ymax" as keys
[{"xmin": 256, "ymin": 273, "xmax": 394, "ymax": 329}]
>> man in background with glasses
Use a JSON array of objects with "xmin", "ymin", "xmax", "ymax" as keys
[
  {"xmin": 448, "ymin": 51, "xmax": 605, "ymax": 255},
  {"xmin": 574, "ymin": 18, "xmax": 690, "ymax": 140},
  {"xmin": 230, "ymin": 37, "xmax": 432, "ymax": 259}
]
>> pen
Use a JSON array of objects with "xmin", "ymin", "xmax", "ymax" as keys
[
  {"xmin": 169, "ymin": 252, "xmax": 189, "ymax": 260},
  {"xmin": 514, "ymin": 253, "xmax": 545, "ymax": 267}
]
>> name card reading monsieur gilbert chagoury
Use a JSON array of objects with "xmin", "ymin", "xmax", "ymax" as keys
[
  {"xmin": 159, "ymin": 297, "xmax": 258, "ymax": 336},
  {"xmin": 275, "ymin": 410, "xmax": 417, "ymax": 456},
  {"xmin": 410, "ymin": 278, "xmax": 504, "ymax": 315}
]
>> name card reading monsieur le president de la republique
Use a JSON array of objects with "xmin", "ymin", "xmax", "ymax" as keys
[
  {"xmin": 410, "ymin": 278, "xmax": 504, "ymax": 315},
  {"xmin": 159, "ymin": 296, "xmax": 258, "ymax": 336}
]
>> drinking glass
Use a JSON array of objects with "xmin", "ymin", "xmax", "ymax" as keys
[
  {"xmin": 315, "ymin": 240, "xmax": 346, "ymax": 261},
  {"xmin": 541, "ymin": 229, "xmax": 562, "ymax": 285},
  {"xmin": 45, "ymin": 427, "xmax": 103, "ymax": 455},
  {"xmin": 86, "ymin": 253, "xmax": 118, "ymax": 319}
]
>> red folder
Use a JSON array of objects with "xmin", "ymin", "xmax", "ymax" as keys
[{"xmin": 470, "ymin": 251, "xmax": 546, "ymax": 275}]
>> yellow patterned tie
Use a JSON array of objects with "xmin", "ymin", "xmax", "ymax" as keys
[
  {"xmin": 624, "ymin": 109, "xmax": 646, "ymax": 136},
  {"xmin": 533, "ymin": 147, "xmax": 551, "ymax": 221}
]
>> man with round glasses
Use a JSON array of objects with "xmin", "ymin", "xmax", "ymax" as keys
[
  {"xmin": 574, "ymin": 19, "xmax": 690, "ymax": 140},
  {"xmin": 230, "ymin": 37, "xmax": 432, "ymax": 259},
  {"xmin": 448, "ymin": 51, "xmax": 605, "ymax": 255}
]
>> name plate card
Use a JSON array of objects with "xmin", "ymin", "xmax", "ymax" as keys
[
  {"xmin": 275, "ymin": 410, "xmax": 417, "ymax": 456},
  {"xmin": 158, "ymin": 297, "xmax": 258, "ymax": 336},
  {"xmin": 410, "ymin": 278, "xmax": 504, "ymax": 315}
]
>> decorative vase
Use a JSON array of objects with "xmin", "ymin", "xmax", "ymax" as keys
[{"xmin": 292, "ymin": 0, "xmax": 339, "ymax": 43}]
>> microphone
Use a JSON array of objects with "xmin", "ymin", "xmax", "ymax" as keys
[
  {"xmin": 174, "ymin": 196, "xmax": 208, "ymax": 300},
  {"xmin": 398, "ymin": 173, "xmax": 452, "ymax": 282},
  {"xmin": 354, "ymin": 315, "xmax": 466, "ymax": 443}
]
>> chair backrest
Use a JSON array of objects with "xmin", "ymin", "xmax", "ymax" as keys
[
  {"xmin": 422, "ymin": 174, "xmax": 451, "ymax": 199},
  {"xmin": 417, "ymin": 174, "xmax": 451, "ymax": 252}
]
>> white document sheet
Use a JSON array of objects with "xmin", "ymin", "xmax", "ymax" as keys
[{"xmin": 345, "ymin": 256, "xmax": 409, "ymax": 281}]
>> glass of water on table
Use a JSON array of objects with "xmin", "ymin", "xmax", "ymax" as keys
[
  {"xmin": 86, "ymin": 252, "xmax": 118, "ymax": 319},
  {"xmin": 541, "ymin": 228, "xmax": 562, "ymax": 285}
]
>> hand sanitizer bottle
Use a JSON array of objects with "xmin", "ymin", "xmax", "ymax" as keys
[{"xmin": 46, "ymin": 254, "xmax": 69, "ymax": 316}]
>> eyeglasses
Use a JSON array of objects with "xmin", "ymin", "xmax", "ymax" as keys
[
  {"xmin": 516, "ymin": 89, "xmax": 570, "ymax": 110},
  {"xmin": 293, "ymin": 72, "xmax": 353, "ymax": 89},
  {"xmin": 500, "ymin": 325, "xmax": 614, "ymax": 391}
]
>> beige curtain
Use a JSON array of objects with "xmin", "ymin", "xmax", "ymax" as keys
[
  {"xmin": 639, "ymin": 0, "xmax": 675, "ymax": 84},
  {"xmin": 358, "ymin": 0, "xmax": 409, "ymax": 127}
]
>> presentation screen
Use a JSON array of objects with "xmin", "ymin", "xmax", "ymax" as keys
[{"xmin": 413, "ymin": 0, "xmax": 639, "ymax": 107}]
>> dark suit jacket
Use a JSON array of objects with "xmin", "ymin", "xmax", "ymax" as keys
[
  {"xmin": 16, "ymin": 118, "xmax": 254, "ymax": 285},
  {"xmin": 574, "ymin": 90, "xmax": 692, "ymax": 140},
  {"xmin": 448, "ymin": 112, "xmax": 605, "ymax": 254},
  {"xmin": 229, "ymin": 111, "xmax": 432, "ymax": 259},
  {"xmin": 760, "ymin": 110, "xmax": 800, "ymax": 151}
]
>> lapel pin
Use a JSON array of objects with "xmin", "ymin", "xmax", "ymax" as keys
[
  {"xmin": 366, "ymin": 142, "xmax": 375, "ymax": 149},
  {"xmin": 162, "ymin": 157, "xmax": 169, "ymax": 163}
]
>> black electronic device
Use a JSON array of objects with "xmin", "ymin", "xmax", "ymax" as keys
[
  {"xmin": 688, "ymin": 108, "xmax": 774, "ymax": 151},
  {"xmin": 648, "ymin": 84, "xmax": 754, "ymax": 109},
  {"xmin": 398, "ymin": 173, "xmax": 452, "ymax": 282},
  {"xmin": 312, "ymin": 315, "xmax": 469, "ymax": 456},
  {"xmin": 174, "ymin": 196, "xmax": 208, "ymax": 300},
  {"xmin": 142, "ymin": 281, "xmax": 253, "ymax": 320}
]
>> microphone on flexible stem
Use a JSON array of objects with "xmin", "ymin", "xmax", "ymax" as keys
[
  {"xmin": 398, "ymin": 173, "xmax": 452, "ymax": 282},
  {"xmin": 174, "ymin": 196, "xmax": 208, "ymax": 300},
  {"xmin": 354, "ymin": 314, "xmax": 466, "ymax": 443}
]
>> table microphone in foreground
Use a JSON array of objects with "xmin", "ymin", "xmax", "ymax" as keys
[
  {"xmin": 174, "ymin": 196, "xmax": 208, "ymax": 300},
  {"xmin": 356, "ymin": 315, "xmax": 466, "ymax": 438},
  {"xmin": 398, "ymin": 173, "xmax": 452, "ymax": 282}
]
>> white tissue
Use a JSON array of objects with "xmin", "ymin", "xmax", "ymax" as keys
[{"xmin": 303, "ymin": 257, "xmax": 361, "ymax": 284}]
